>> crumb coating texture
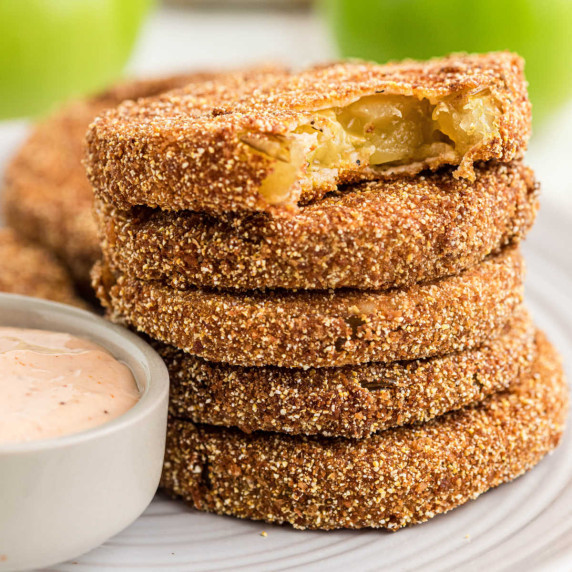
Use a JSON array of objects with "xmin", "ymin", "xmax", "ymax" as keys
[
  {"xmin": 166, "ymin": 306, "xmax": 535, "ymax": 437},
  {"xmin": 86, "ymin": 52, "xmax": 531, "ymax": 214},
  {"xmin": 94, "ymin": 246, "xmax": 525, "ymax": 367},
  {"xmin": 96, "ymin": 161, "xmax": 538, "ymax": 291},
  {"xmin": 0, "ymin": 229, "xmax": 85, "ymax": 307},
  {"xmin": 2, "ymin": 69, "xmax": 280, "ymax": 286},
  {"xmin": 161, "ymin": 332, "xmax": 568, "ymax": 530}
]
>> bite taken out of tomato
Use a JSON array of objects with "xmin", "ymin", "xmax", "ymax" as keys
[
  {"xmin": 324, "ymin": 0, "xmax": 572, "ymax": 122},
  {"xmin": 0, "ymin": 0, "xmax": 154, "ymax": 120}
]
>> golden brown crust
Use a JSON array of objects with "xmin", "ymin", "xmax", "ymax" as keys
[
  {"xmin": 96, "ymin": 161, "xmax": 538, "ymax": 291},
  {"xmin": 86, "ymin": 52, "xmax": 531, "ymax": 214},
  {"xmin": 166, "ymin": 306, "xmax": 535, "ymax": 437},
  {"xmin": 0, "ymin": 228, "xmax": 85, "ymax": 307},
  {"xmin": 94, "ymin": 246, "xmax": 525, "ymax": 367},
  {"xmin": 2, "ymin": 69, "xmax": 277, "ymax": 288},
  {"xmin": 4, "ymin": 101, "xmax": 102, "ymax": 287},
  {"xmin": 161, "ymin": 331, "xmax": 568, "ymax": 530}
]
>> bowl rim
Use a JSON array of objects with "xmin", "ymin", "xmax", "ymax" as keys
[{"xmin": 0, "ymin": 293, "xmax": 169, "ymax": 454}]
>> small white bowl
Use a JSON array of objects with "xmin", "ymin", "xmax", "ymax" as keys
[{"xmin": 0, "ymin": 294, "xmax": 169, "ymax": 572}]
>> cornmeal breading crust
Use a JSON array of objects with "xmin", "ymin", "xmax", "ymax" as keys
[
  {"xmin": 96, "ymin": 161, "xmax": 537, "ymax": 291},
  {"xmin": 93, "ymin": 246, "xmax": 525, "ymax": 368},
  {"xmin": 3, "ymin": 69, "xmax": 283, "ymax": 288},
  {"xmin": 165, "ymin": 306, "xmax": 534, "ymax": 437},
  {"xmin": 161, "ymin": 331, "xmax": 568, "ymax": 530},
  {"xmin": 86, "ymin": 52, "xmax": 531, "ymax": 214},
  {"xmin": 0, "ymin": 228, "xmax": 85, "ymax": 307}
]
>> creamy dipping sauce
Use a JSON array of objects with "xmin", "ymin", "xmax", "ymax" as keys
[{"xmin": 0, "ymin": 327, "xmax": 140, "ymax": 444}]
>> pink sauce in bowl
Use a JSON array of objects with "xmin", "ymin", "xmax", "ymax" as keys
[
  {"xmin": 0, "ymin": 327, "xmax": 140, "ymax": 444},
  {"xmin": 0, "ymin": 293, "xmax": 170, "ymax": 571}
]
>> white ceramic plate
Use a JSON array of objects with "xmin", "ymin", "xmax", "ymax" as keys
[{"xmin": 47, "ymin": 205, "xmax": 572, "ymax": 572}]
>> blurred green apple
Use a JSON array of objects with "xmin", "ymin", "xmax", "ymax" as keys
[
  {"xmin": 324, "ymin": 0, "xmax": 572, "ymax": 122},
  {"xmin": 0, "ymin": 0, "xmax": 154, "ymax": 119}
]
